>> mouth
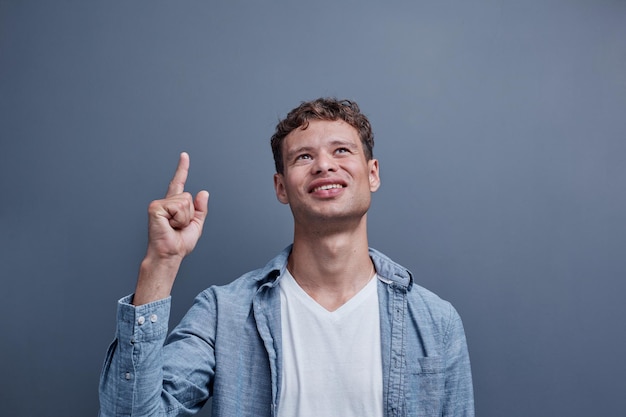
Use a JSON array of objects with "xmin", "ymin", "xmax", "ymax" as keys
[{"xmin": 311, "ymin": 183, "xmax": 344, "ymax": 193}]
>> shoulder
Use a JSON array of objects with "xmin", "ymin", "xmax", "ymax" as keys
[
  {"xmin": 406, "ymin": 282, "xmax": 460, "ymax": 330},
  {"xmin": 371, "ymin": 247, "xmax": 461, "ymax": 328}
]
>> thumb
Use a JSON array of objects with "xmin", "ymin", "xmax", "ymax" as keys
[{"xmin": 193, "ymin": 190, "xmax": 210, "ymax": 223}]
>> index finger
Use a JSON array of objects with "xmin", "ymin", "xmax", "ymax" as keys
[{"xmin": 166, "ymin": 152, "xmax": 190, "ymax": 197}]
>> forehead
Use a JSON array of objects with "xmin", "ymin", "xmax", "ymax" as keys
[{"xmin": 283, "ymin": 119, "xmax": 360, "ymax": 149}]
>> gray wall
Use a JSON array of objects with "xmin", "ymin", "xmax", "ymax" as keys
[{"xmin": 1, "ymin": 1, "xmax": 625, "ymax": 416}]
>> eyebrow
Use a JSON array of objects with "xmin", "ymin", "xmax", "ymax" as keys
[{"xmin": 328, "ymin": 139, "xmax": 359, "ymax": 150}]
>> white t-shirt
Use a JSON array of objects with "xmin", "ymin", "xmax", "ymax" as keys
[{"xmin": 278, "ymin": 269, "xmax": 383, "ymax": 417}]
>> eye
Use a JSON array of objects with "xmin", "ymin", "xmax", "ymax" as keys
[
  {"xmin": 296, "ymin": 153, "xmax": 312, "ymax": 161},
  {"xmin": 335, "ymin": 147, "xmax": 350, "ymax": 154}
]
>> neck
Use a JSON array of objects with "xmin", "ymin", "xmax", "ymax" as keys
[{"xmin": 288, "ymin": 218, "xmax": 375, "ymax": 311}]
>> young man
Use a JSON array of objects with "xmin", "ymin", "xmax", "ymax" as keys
[{"xmin": 99, "ymin": 98, "xmax": 474, "ymax": 416}]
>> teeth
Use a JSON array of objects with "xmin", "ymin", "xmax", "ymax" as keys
[{"xmin": 313, "ymin": 184, "xmax": 343, "ymax": 192}]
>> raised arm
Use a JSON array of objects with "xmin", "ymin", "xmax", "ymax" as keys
[
  {"xmin": 133, "ymin": 152, "xmax": 209, "ymax": 305},
  {"xmin": 99, "ymin": 153, "xmax": 212, "ymax": 417}
]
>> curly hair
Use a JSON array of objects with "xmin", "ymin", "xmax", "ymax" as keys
[{"xmin": 270, "ymin": 97, "xmax": 374, "ymax": 174}]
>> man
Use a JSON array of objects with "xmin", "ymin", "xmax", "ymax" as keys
[{"xmin": 99, "ymin": 98, "xmax": 474, "ymax": 416}]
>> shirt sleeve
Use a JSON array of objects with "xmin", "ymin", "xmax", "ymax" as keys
[
  {"xmin": 99, "ymin": 292, "xmax": 218, "ymax": 417},
  {"xmin": 442, "ymin": 305, "xmax": 475, "ymax": 417},
  {"xmin": 98, "ymin": 295, "xmax": 172, "ymax": 416}
]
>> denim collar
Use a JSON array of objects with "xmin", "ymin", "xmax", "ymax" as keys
[{"xmin": 254, "ymin": 245, "xmax": 413, "ymax": 290}]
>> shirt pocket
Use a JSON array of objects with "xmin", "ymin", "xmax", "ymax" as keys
[{"xmin": 405, "ymin": 356, "xmax": 445, "ymax": 416}]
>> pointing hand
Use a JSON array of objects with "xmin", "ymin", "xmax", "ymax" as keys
[{"xmin": 133, "ymin": 152, "xmax": 209, "ymax": 305}]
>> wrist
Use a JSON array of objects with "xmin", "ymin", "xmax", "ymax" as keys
[{"xmin": 133, "ymin": 256, "xmax": 182, "ymax": 305}]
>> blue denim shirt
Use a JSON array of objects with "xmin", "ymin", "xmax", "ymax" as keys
[{"xmin": 99, "ymin": 247, "xmax": 474, "ymax": 416}]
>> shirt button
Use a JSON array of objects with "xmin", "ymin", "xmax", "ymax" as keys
[
  {"xmin": 125, "ymin": 372, "xmax": 132, "ymax": 380},
  {"xmin": 150, "ymin": 314, "xmax": 158, "ymax": 323},
  {"xmin": 137, "ymin": 316, "xmax": 145, "ymax": 325}
]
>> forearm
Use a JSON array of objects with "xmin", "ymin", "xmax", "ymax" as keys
[
  {"xmin": 99, "ymin": 292, "xmax": 217, "ymax": 417},
  {"xmin": 99, "ymin": 296, "xmax": 171, "ymax": 416}
]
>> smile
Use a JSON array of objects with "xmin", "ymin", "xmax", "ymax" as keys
[{"xmin": 312, "ymin": 184, "xmax": 344, "ymax": 193}]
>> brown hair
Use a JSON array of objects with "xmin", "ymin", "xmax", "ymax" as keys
[{"xmin": 270, "ymin": 97, "xmax": 374, "ymax": 174}]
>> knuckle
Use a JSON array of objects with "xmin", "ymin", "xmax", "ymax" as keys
[{"xmin": 147, "ymin": 199, "xmax": 162, "ymax": 213}]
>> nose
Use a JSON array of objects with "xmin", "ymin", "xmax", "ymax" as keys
[{"xmin": 312, "ymin": 152, "xmax": 337, "ymax": 174}]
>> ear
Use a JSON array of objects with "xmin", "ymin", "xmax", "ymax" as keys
[
  {"xmin": 368, "ymin": 159, "xmax": 380, "ymax": 192},
  {"xmin": 274, "ymin": 173, "xmax": 289, "ymax": 204}
]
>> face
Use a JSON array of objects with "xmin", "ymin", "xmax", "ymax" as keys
[{"xmin": 273, "ymin": 120, "xmax": 380, "ymax": 228}]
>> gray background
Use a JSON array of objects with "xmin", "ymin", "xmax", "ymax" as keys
[{"xmin": 1, "ymin": 1, "xmax": 625, "ymax": 416}]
